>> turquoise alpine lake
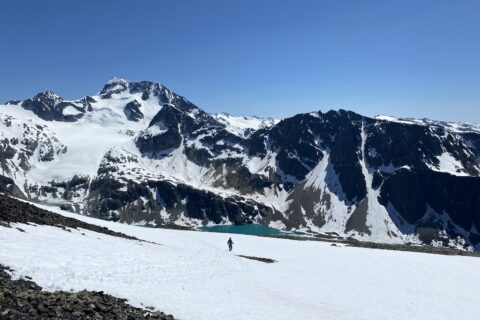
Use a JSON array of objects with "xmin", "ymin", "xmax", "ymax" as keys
[{"xmin": 197, "ymin": 224, "xmax": 302, "ymax": 237}]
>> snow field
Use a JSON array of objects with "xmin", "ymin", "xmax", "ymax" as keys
[{"xmin": 1, "ymin": 206, "xmax": 479, "ymax": 320}]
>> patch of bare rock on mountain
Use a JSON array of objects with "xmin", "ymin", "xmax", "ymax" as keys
[{"xmin": 0, "ymin": 194, "xmax": 140, "ymax": 241}]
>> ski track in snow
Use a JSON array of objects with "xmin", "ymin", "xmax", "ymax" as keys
[{"xmin": 1, "ymin": 205, "xmax": 479, "ymax": 320}]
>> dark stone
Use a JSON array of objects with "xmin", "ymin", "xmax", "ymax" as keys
[
  {"xmin": 21, "ymin": 91, "xmax": 85, "ymax": 122},
  {"xmin": 0, "ymin": 175, "xmax": 26, "ymax": 199},
  {"xmin": 380, "ymin": 169, "xmax": 480, "ymax": 231},
  {"xmin": 124, "ymin": 100, "xmax": 144, "ymax": 122},
  {"xmin": 0, "ymin": 264, "xmax": 174, "ymax": 319}
]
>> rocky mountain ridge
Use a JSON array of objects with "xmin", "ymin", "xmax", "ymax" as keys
[{"xmin": 1, "ymin": 78, "xmax": 479, "ymax": 251}]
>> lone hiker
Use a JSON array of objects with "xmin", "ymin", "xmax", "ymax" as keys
[{"xmin": 227, "ymin": 237, "xmax": 234, "ymax": 251}]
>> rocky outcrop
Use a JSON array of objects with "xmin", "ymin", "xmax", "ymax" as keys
[
  {"xmin": 0, "ymin": 113, "xmax": 67, "ymax": 177},
  {"xmin": 0, "ymin": 175, "xmax": 25, "ymax": 198},
  {"xmin": 0, "ymin": 265, "xmax": 174, "ymax": 320},
  {"xmin": 83, "ymin": 147, "xmax": 284, "ymax": 226},
  {"xmin": 124, "ymin": 100, "xmax": 144, "ymax": 122},
  {"xmin": 0, "ymin": 194, "xmax": 139, "ymax": 241},
  {"xmin": 19, "ymin": 91, "xmax": 85, "ymax": 122},
  {"xmin": 379, "ymin": 169, "xmax": 480, "ymax": 243},
  {"xmin": 85, "ymin": 173, "xmax": 282, "ymax": 226}
]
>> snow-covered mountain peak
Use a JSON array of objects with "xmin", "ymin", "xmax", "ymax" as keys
[
  {"xmin": 212, "ymin": 112, "xmax": 279, "ymax": 137},
  {"xmin": 374, "ymin": 114, "xmax": 480, "ymax": 133},
  {"xmin": 1, "ymin": 80, "xmax": 480, "ymax": 251},
  {"xmin": 106, "ymin": 77, "xmax": 129, "ymax": 85},
  {"xmin": 100, "ymin": 78, "xmax": 130, "ymax": 97},
  {"xmin": 34, "ymin": 90, "xmax": 62, "ymax": 100},
  {"xmin": 29, "ymin": 91, "xmax": 65, "ymax": 109},
  {"xmin": 100, "ymin": 78, "xmax": 165, "ymax": 97},
  {"xmin": 374, "ymin": 115, "xmax": 416, "ymax": 124}
]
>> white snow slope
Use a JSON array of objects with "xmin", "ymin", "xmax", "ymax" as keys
[
  {"xmin": 1, "ymin": 205, "xmax": 479, "ymax": 320},
  {"xmin": 212, "ymin": 112, "xmax": 279, "ymax": 136}
]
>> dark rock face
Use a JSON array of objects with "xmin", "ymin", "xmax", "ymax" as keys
[
  {"xmin": 379, "ymin": 169, "xmax": 427, "ymax": 224},
  {"xmin": 380, "ymin": 169, "xmax": 480, "ymax": 233},
  {"xmin": 326, "ymin": 111, "xmax": 366, "ymax": 202},
  {"xmin": 135, "ymin": 105, "xmax": 184, "ymax": 154},
  {"xmin": 267, "ymin": 114, "xmax": 323, "ymax": 182},
  {"xmin": 248, "ymin": 110, "xmax": 367, "ymax": 200},
  {"xmin": 124, "ymin": 100, "xmax": 144, "ymax": 122},
  {"xmin": 153, "ymin": 180, "xmax": 280, "ymax": 225},
  {"xmin": 0, "ymin": 175, "xmax": 25, "ymax": 198},
  {"xmin": 0, "ymin": 138, "xmax": 17, "ymax": 173},
  {"xmin": 20, "ymin": 91, "xmax": 85, "ymax": 122},
  {"xmin": 135, "ymin": 103, "xmax": 243, "ymax": 168},
  {"xmin": 364, "ymin": 119, "xmax": 480, "ymax": 176},
  {"xmin": 365, "ymin": 121, "xmax": 441, "ymax": 170},
  {"xmin": 85, "ymin": 173, "xmax": 282, "ymax": 226}
]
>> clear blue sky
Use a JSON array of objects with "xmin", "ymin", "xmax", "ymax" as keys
[{"xmin": 1, "ymin": 0, "xmax": 479, "ymax": 122}]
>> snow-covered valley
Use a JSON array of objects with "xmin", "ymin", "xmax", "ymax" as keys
[{"xmin": 1, "ymin": 202, "xmax": 479, "ymax": 320}]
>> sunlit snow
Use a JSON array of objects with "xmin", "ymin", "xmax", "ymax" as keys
[{"xmin": 0, "ymin": 206, "xmax": 479, "ymax": 320}]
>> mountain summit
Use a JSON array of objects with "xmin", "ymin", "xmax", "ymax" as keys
[{"xmin": 1, "ymin": 78, "xmax": 479, "ymax": 251}]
